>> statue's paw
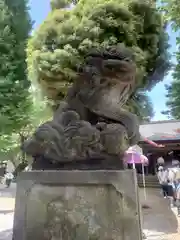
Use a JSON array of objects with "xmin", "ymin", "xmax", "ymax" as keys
[
  {"xmin": 64, "ymin": 119, "xmax": 102, "ymax": 159},
  {"xmin": 54, "ymin": 110, "xmax": 80, "ymax": 126},
  {"xmin": 117, "ymin": 111, "xmax": 140, "ymax": 145},
  {"xmin": 100, "ymin": 123, "xmax": 129, "ymax": 155}
]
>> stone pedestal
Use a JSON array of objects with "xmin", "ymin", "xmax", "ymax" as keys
[{"xmin": 13, "ymin": 170, "xmax": 142, "ymax": 240}]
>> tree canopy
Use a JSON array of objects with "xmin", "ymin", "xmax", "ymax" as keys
[
  {"xmin": 27, "ymin": 0, "xmax": 170, "ymax": 115},
  {"xmin": 160, "ymin": 0, "xmax": 180, "ymax": 119},
  {"xmin": 0, "ymin": 0, "xmax": 32, "ymax": 135},
  {"xmin": 0, "ymin": 0, "xmax": 33, "ymax": 164}
]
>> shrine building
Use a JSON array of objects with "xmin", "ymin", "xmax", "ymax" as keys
[{"xmin": 139, "ymin": 120, "xmax": 180, "ymax": 175}]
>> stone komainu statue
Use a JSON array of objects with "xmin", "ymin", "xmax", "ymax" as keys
[{"xmin": 23, "ymin": 45, "xmax": 140, "ymax": 170}]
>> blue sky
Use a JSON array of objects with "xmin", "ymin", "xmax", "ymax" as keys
[{"xmin": 29, "ymin": 0, "xmax": 178, "ymax": 121}]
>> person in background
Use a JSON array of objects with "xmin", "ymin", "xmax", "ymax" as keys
[
  {"xmin": 157, "ymin": 166, "xmax": 169, "ymax": 198},
  {"xmin": 173, "ymin": 177, "xmax": 180, "ymax": 217},
  {"xmin": 156, "ymin": 156, "xmax": 165, "ymax": 174},
  {"xmin": 4, "ymin": 172, "xmax": 14, "ymax": 188},
  {"xmin": 168, "ymin": 166, "xmax": 179, "ymax": 207}
]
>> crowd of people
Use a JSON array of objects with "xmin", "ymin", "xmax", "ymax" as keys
[{"xmin": 157, "ymin": 164, "xmax": 180, "ymax": 217}]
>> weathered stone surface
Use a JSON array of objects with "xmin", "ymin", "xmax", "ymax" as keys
[
  {"xmin": 13, "ymin": 170, "xmax": 142, "ymax": 240},
  {"xmin": 22, "ymin": 46, "xmax": 140, "ymax": 169}
]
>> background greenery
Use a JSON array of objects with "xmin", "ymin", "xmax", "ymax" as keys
[
  {"xmin": 160, "ymin": 0, "xmax": 180, "ymax": 119},
  {"xmin": 28, "ymin": 0, "xmax": 170, "ymax": 121}
]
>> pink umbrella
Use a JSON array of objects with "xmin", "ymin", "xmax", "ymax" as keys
[
  {"xmin": 124, "ymin": 148, "xmax": 148, "ymax": 165},
  {"xmin": 124, "ymin": 148, "xmax": 140, "ymax": 169},
  {"xmin": 124, "ymin": 148, "xmax": 148, "ymax": 201},
  {"xmin": 124, "ymin": 151, "xmax": 141, "ymax": 164}
]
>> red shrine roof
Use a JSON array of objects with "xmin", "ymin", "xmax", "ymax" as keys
[{"xmin": 140, "ymin": 120, "xmax": 180, "ymax": 141}]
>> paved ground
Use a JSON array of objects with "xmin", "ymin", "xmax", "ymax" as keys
[
  {"xmin": 0, "ymin": 215, "xmax": 13, "ymax": 240},
  {"xmin": 0, "ymin": 185, "xmax": 180, "ymax": 240},
  {"xmin": 140, "ymin": 188, "xmax": 180, "ymax": 240},
  {"xmin": 0, "ymin": 184, "xmax": 16, "ymax": 240}
]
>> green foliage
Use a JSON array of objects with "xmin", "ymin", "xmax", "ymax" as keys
[
  {"xmin": 0, "ymin": 134, "xmax": 19, "ymax": 158},
  {"xmin": 0, "ymin": 0, "xmax": 32, "ymax": 134},
  {"xmin": 27, "ymin": 0, "xmax": 170, "ymax": 105},
  {"xmin": 160, "ymin": 0, "xmax": 180, "ymax": 119},
  {"xmin": 0, "ymin": 94, "xmax": 52, "ymax": 164},
  {"xmin": 21, "ymin": 93, "xmax": 52, "ymax": 134},
  {"xmin": 125, "ymin": 91, "xmax": 154, "ymax": 122},
  {"xmin": 163, "ymin": 64, "xmax": 180, "ymax": 119},
  {"xmin": 50, "ymin": 0, "xmax": 79, "ymax": 9},
  {"xmin": 161, "ymin": 0, "xmax": 180, "ymax": 31}
]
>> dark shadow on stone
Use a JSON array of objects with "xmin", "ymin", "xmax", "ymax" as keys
[{"xmin": 32, "ymin": 154, "xmax": 125, "ymax": 171}]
